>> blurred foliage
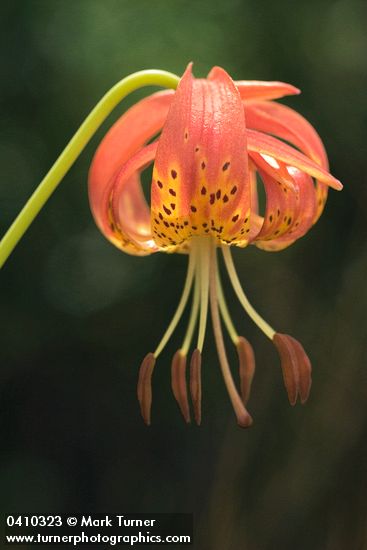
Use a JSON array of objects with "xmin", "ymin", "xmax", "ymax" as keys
[{"xmin": 1, "ymin": 1, "xmax": 366, "ymax": 548}]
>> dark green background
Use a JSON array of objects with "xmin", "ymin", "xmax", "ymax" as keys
[{"xmin": 1, "ymin": 1, "xmax": 366, "ymax": 548}]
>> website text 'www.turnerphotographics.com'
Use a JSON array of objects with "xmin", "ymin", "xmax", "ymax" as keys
[{"xmin": 4, "ymin": 514, "xmax": 193, "ymax": 546}]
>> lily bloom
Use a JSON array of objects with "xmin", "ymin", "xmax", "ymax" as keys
[{"xmin": 89, "ymin": 64, "xmax": 342, "ymax": 427}]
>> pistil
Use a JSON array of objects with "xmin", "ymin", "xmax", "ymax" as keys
[{"xmin": 209, "ymin": 241, "xmax": 253, "ymax": 428}]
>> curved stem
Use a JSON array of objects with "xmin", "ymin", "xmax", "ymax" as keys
[
  {"xmin": 222, "ymin": 246, "xmax": 275, "ymax": 340},
  {"xmin": 0, "ymin": 70, "xmax": 180, "ymax": 269}
]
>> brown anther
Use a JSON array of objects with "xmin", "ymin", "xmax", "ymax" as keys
[
  {"xmin": 273, "ymin": 333, "xmax": 312, "ymax": 406},
  {"xmin": 236, "ymin": 336, "xmax": 256, "ymax": 405},
  {"xmin": 190, "ymin": 348, "xmax": 202, "ymax": 425},
  {"xmin": 137, "ymin": 353, "xmax": 155, "ymax": 425},
  {"xmin": 171, "ymin": 350, "xmax": 191, "ymax": 423},
  {"xmin": 287, "ymin": 335, "xmax": 312, "ymax": 404}
]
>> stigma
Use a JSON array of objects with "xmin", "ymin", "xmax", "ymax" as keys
[{"xmin": 138, "ymin": 236, "xmax": 312, "ymax": 427}]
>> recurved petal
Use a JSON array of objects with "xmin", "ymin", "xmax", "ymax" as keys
[
  {"xmin": 247, "ymin": 129, "xmax": 343, "ymax": 190},
  {"xmin": 236, "ymin": 80, "xmax": 300, "ymax": 101},
  {"xmin": 88, "ymin": 90, "xmax": 173, "ymax": 251},
  {"xmin": 245, "ymin": 101, "xmax": 328, "ymax": 168},
  {"xmin": 107, "ymin": 142, "xmax": 159, "ymax": 255},
  {"xmin": 253, "ymin": 166, "xmax": 299, "ymax": 244},
  {"xmin": 245, "ymin": 101, "xmax": 330, "ymax": 224},
  {"xmin": 256, "ymin": 169, "xmax": 317, "ymax": 251}
]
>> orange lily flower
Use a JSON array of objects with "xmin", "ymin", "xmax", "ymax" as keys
[{"xmin": 89, "ymin": 64, "xmax": 342, "ymax": 427}]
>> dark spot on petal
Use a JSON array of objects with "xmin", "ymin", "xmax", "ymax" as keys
[
  {"xmin": 205, "ymin": 229, "xmax": 209, "ymax": 233},
  {"xmin": 192, "ymin": 226, "xmax": 197, "ymax": 230},
  {"xmin": 171, "ymin": 203, "xmax": 176, "ymax": 210},
  {"xmin": 190, "ymin": 205, "xmax": 197, "ymax": 212},
  {"xmin": 171, "ymin": 170, "xmax": 177, "ymax": 179},
  {"xmin": 159, "ymin": 212, "xmax": 163, "ymax": 220},
  {"xmin": 195, "ymin": 147, "xmax": 199, "ymax": 152},
  {"xmin": 216, "ymin": 189, "xmax": 221, "ymax": 199},
  {"xmin": 169, "ymin": 188, "xmax": 176, "ymax": 196},
  {"xmin": 154, "ymin": 218, "xmax": 160, "ymax": 225},
  {"xmin": 210, "ymin": 194, "xmax": 215, "ymax": 205},
  {"xmin": 230, "ymin": 185, "xmax": 237, "ymax": 195},
  {"xmin": 246, "ymin": 229, "xmax": 250, "ymax": 233},
  {"xmin": 223, "ymin": 194, "xmax": 229, "ymax": 203},
  {"xmin": 244, "ymin": 217, "xmax": 248, "ymax": 224},
  {"xmin": 201, "ymin": 161, "xmax": 206, "ymax": 170},
  {"xmin": 157, "ymin": 180, "xmax": 163, "ymax": 189},
  {"xmin": 164, "ymin": 221, "xmax": 169, "ymax": 228},
  {"xmin": 163, "ymin": 205, "xmax": 171, "ymax": 215},
  {"xmin": 201, "ymin": 186, "xmax": 207, "ymax": 195},
  {"xmin": 184, "ymin": 221, "xmax": 189, "ymax": 226},
  {"xmin": 232, "ymin": 214, "xmax": 239, "ymax": 222},
  {"xmin": 287, "ymin": 217, "xmax": 292, "ymax": 225},
  {"xmin": 184, "ymin": 132, "xmax": 188, "ymax": 140},
  {"xmin": 277, "ymin": 209, "xmax": 281, "ymax": 217},
  {"xmin": 274, "ymin": 230, "xmax": 280, "ymax": 235},
  {"xmin": 222, "ymin": 162, "xmax": 230, "ymax": 171},
  {"xmin": 202, "ymin": 223, "xmax": 208, "ymax": 228},
  {"xmin": 269, "ymin": 214, "xmax": 273, "ymax": 222}
]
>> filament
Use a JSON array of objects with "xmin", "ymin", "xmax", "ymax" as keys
[
  {"xmin": 197, "ymin": 237, "xmax": 210, "ymax": 353},
  {"xmin": 154, "ymin": 244, "xmax": 197, "ymax": 358},
  {"xmin": 216, "ymin": 270, "xmax": 239, "ymax": 345},
  {"xmin": 222, "ymin": 246, "xmax": 275, "ymax": 340},
  {"xmin": 181, "ymin": 270, "xmax": 200, "ymax": 355}
]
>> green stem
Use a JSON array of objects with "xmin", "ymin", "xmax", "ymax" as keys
[{"xmin": 0, "ymin": 69, "xmax": 180, "ymax": 269}]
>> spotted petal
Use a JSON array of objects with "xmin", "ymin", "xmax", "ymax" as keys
[{"xmin": 151, "ymin": 64, "xmax": 252, "ymax": 249}]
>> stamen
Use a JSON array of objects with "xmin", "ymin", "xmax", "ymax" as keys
[
  {"xmin": 273, "ymin": 333, "xmax": 312, "ymax": 405},
  {"xmin": 236, "ymin": 337, "xmax": 256, "ymax": 405},
  {"xmin": 137, "ymin": 353, "xmax": 155, "ymax": 425},
  {"xmin": 154, "ymin": 243, "xmax": 197, "ymax": 358},
  {"xmin": 197, "ymin": 237, "xmax": 210, "ymax": 352},
  {"xmin": 217, "ymin": 271, "xmax": 239, "ymax": 345},
  {"xmin": 190, "ymin": 348, "xmax": 202, "ymax": 425},
  {"xmin": 181, "ymin": 271, "xmax": 200, "ymax": 355},
  {"xmin": 171, "ymin": 351, "xmax": 190, "ymax": 423},
  {"xmin": 209, "ymin": 244, "xmax": 253, "ymax": 428},
  {"xmin": 222, "ymin": 246, "xmax": 275, "ymax": 340}
]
